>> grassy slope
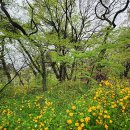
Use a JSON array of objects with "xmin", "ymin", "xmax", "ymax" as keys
[{"xmin": 0, "ymin": 79, "xmax": 130, "ymax": 130}]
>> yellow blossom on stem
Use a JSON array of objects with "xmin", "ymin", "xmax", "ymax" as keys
[
  {"xmin": 97, "ymin": 105, "xmax": 101, "ymax": 109},
  {"xmin": 124, "ymin": 96, "xmax": 128, "ymax": 100},
  {"xmin": 80, "ymin": 123, "xmax": 84, "ymax": 127},
  {"xmin": 122, "ymin": 106, "xmax": 125, "ymax": 110},
  {"xmin": 104, "ymin": 124, "xmax": 108, "ymax": 130},
  {"xmin": 40, "ymin": 122, "xmax": 44, "ymax": 127},
  {"xmin": 110, "ymin": 120, "xmax": 113, "ymax": 123},
  {"xmin": 66, "ymin": 109, "xmax": 69, "ymax": 113},
  {"xmin": 93, "ymin": 97, "xmax": 96, "ymax": 100},
  {"xmin": 44, "ymin": 127, "xmax": 48, "ymax": 130},
  {"xmin": 99, "ymin": 83, "xmax": 102, "ymax": 86},
  {"xmin": 72, "ymin": 106, "xmax": 76, "ymax": 110},
  {"xmin": 80, "ymin": 119, "xmax": 84, "ymax": 123},
  {"xmin": 75, "ymin": 123, "xmax": 79, "ymax": 126},
  {"xmin": 88, "ymin": 109, "xmax": 92, "ymax": 112},
  {"xmin": 104, "ymin": 110, "xmax": 108, "ymax": 114},
  {"xmin": 96, "ymin": 119, "xmax": 99, "ymax": 125},
  {"xmin": 92, "ymin": 113, "xmax": 96, "ymax": 116},
  {"xmin": 107, "ymin": 115, "xmax": 110, "ymax": 118},
  {"xmin": 104, "ymin": 115, "xmax": 107, "ymax": 119},
  {"xmin": 78, "ymin": 126, "xmax": 82, "ymax": 130},
  {"xmin": 119, "ymin": 102, "xmax": 123, "ymax": 106},
  {"xmin": 85, "ymin": 117, "xmax": 90, "ymax": 123},
  {"xmin": 67, "ymin": 120, "xmax": 72, "ymax": 124},
  {"xmin": 99, "ymin": 112, "xmax": 102, "ymax": 116},
  {"xmin": 120, "ymin": 99, "xmax": 123, "ymax": 102},
  {"xmin": 91, "ymin": 106, "xmax": 96, "ymax": 110},
  {"xmin": 69, "ymin": 113, "xmax": 73, "ymax": 117}
]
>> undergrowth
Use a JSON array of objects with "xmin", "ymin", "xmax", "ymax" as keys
[{"xmin": 0, "ymin": 79, "xmax": 130, "ymax": 130}]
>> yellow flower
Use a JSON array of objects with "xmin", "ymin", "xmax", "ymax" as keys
[
  {"xmin": 104, "ymin": 124, "xmax": 108, "ymax": 130},
  {"xmin": 33, "ymin": 119, "xmax": 38, "ymax": 123},
  {"xmin": 91, "ymin": 106, "xmax": 96, "ymax": 110},
  {"xmin": 67, "ymin": 120, "xmax": 72, "ymax": 124},
  {"xmin": 92, "ymin": 113, "xmax": 96, "ymax": 116},
  {"xmin": 72, "ymin": 106, "xmax": 76, "ymax": 110},
  {"xmin": 97, "ymin": 105, "xmax": 101, "ymax": 109},
  {"xmin": 124, "ymin": 96, "xmax": 128, "ymax": 100},
  {"xmin": 80, "ymin": 119, "xmax": 84, "ymax": 122},
  {"xmin": 38, "ymin": 115, "xmax": 42, "ymax": 119},
  {"xmin": 104, "ymin": 115, "xmax": 107, "ymax": 119},
  {"xmin": 78, "ymin": 126, "xmax": 82, "ymax": 130},
  {"xmin": 119, "ymin": 99, "xmax": 123, "ymax": 102},
  {"xmin": 81, "ymin": 123, "xmax": 84, "ymax": 127},
  {"xmin": 44, "ymin": 127, "xmax": 48, "ymax": 130},
  {"xmin": 110, "ymin": 120, "xmax": 113, "ymax": 123},
  {"xmin": 122, "ymin": 110, "xmax": 125, "ymax": 113},
  {"xmin": 93, "ymin": 97, "xmax": 96, "ymax": 100},
  {"xmin": 75, "ymin": 122, "xmax": 79, "ymax": 126},
  {"xmin": 119, "ymin": 102, "xmax": 123, "ymax": 106},
  {"xmin": 96, "ymin": 92, "xmax": 99, "ymax": 95},
  {"xmin": 111, "ymin": 95, "xmax": 115, "ymax": 98},
  {"xmin": 96, "ymin": 119, "xmax": 99, "ymax": 124},
  {"xmin": 40, "ymin": 122, "xmax": 44, "ymax": 127},
  {"xmin": 104, "ymin": 80, "xmax": 110, "ymax": 86},
  {"xmin": 69, "ymin": 113, "xmax": 73, "ymax": 117},
  {"xmin": 98, "ymin": 116, "xmax": 101, "ymax": 119},
  {"xmin": 111, "ymin": 105, "xmax": 114, "ymax": 108},
  {"xmin": 88, "ymin": 109, "xmax": 92, "ymax": 112},
  {"xmin": 104, "ymin": 110, "xmax": 108, "ymax": 114},
  {"xmin": 66, "ymin": 109, "xmax": 69, "ymax": 113},
  {"xmin": 111, "ymin": 104, "xmax": 117, "ymax": 108},
  {"xmin": 99, "ymin": 83, "xmax": 102, "ymax": 86},
  {"xmin": 107, "ymin": 115, "xmax": 110, "ymax": 118},
  {"xmin": 79, "ymin": 112, "xmax": 83, "ymax": 115},
  {"xmin": 99, "ymin": 112, "xmax": 102, "ymax": 116},
  {"xmin": 99, "ymin": 120, "xmax": 103, "ymax": 125},
  {"xmin": 122, "ymin": 106, "xmax": 125, "ymax": 110},
  {"xmin": 85, "ymin": 117, "xmax": 90, "ymax": 123},
  {"xmin": 2, "ymin": 109, "xmax": 6, "ymax": 114}
]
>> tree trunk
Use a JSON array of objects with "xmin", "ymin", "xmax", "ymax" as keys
[
  {"xmin": 40, "ymin": 50, "xmax": 47, "ymax": 91},
  {"xmin": 124, "ymin": 61, "xmax": 130, "ymax": 77},
  {"xmin": 51, "ymin": 62, "xmax": 60, "ymax": 80},
  {"xmin": 69, "ymin": 62, "xmax": 75, "ymax": 80},
  {"xmin": 1, "ymin": 42, "xmax": 11, "ymax": 82},
  {"xmin": 59, "ymin": 63, "xmax": 66, "ymax": 81}
]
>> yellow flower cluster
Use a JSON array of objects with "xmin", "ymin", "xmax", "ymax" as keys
[
  {"xmin": 66, "ymin": 79, "xmax": 130, "ymax": 130},
  {"xmin": 66, "ymin": 104, "xmax": 91, "ymax": 130},
  {"xmin": 2, "ymin": 109, "xmax": 12, "ymax": 116}
]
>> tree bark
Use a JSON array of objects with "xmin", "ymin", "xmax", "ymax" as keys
[
  {"xmin": 124, "ymin": 61, "xmax": 130, "ymax": 77},
  {"xmin": 40, "ymin": 50, "xmax": 47, "ymax": 91},
  {"xmin": 1, "ymin": 41, "xmax": 11, "ymax": 82}
]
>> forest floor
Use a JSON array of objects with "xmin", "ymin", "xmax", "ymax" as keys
[{"xmin": 0, "ymin": 79, "xmax": 130, "ymax": 130}]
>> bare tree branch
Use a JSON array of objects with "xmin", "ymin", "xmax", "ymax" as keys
[{"xmin": 95, "ymin": 0, "xmax": 130, "ymax": 28}]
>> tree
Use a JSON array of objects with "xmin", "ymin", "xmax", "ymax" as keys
[
  {"xmin": 32, "ymin": 0, "xmax": 101, "ymax": 82},
  {"xmin": 93, "ymin": 0, "xmax": 129, "ymax": 81}
]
